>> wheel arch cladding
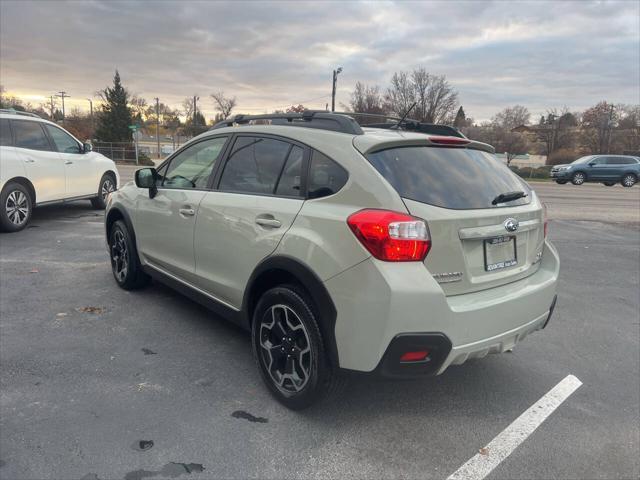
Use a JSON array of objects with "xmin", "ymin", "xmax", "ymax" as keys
[
  {"xmin": 105, "ymin": 206, "xmax": 135, "ymax": 244},
  {"xmin": 4, "ymin": 177, "xmax": 36, "ymax": 204},
  {"xmin": 243, "ymin": 255, "xmax": 340, "ymax": 368}
]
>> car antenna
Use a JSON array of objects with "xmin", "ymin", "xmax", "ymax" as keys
[{"xmin": 390, "ymin": 102, "xmax": 417, "ymax": 130}]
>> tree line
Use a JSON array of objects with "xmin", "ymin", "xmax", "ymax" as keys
[
  {"xmin": 346, "ymin": 68, "xmax": 639, "ymax": 164},
  {"xmin": 2, "ymin": 69, "xmax": 638, "ymax": 165}
]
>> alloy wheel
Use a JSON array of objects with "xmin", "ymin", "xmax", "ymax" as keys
[
  {"xmin": 573, "ymin": 173, "xmax": 585, "ymax": 185},
  {"xmin": 258, "ymin": 304, "xmax": 312, "ymax": 394},
  {"xmin": 622, "ymin": 175, "xmax": 636, "ymax": 187},
  {"xmin": 5, "ymin": 190, "xmax": 29, "ymax": 226},
  {"xmin": 101, "ymin": 178, "xmax": 116, "ymax": 201},
  {"xmin": 111, "ymin": 230, "xmax": 129, "ymax": 282}
]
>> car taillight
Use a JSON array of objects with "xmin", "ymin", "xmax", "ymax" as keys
[
  {"xmin": 347, "ymin": 209, "xmax": 431, "ymax": 262},
  {"xmin": 428, "ymin": 136, "xmax": 470, "ymax": 146},
  {"xmin": 543, "ymin": 203, "xmax": 548, "ymax": 238}
]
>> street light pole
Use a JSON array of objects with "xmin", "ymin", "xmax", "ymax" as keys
[
  {"xmin": 155, "ymin": 97, "xmax": 160, "ymax": 158},
  {"xmin": 86, "ymin": 98, "xmax": 93, "ymax": 130},
  {"xmin": 331, "ymin": 67, "xmax": 342, "ymax": 112}
]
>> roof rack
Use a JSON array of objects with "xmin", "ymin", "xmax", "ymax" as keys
[
  {"xmin": 211, "ymin": 110, "xmax": 364, "ymax": 135},
  {"xmin": 344, "ymin": 111, "xmax": 466, "ymax": 138},
  {"xmin": 210, "ymin": 109, "xmax": 465, "ymax": 139},
  {"xmin": 0, "ymin": 108, "xmax": 42, "ymax": 119}
]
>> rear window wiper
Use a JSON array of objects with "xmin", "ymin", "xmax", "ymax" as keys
[{"xmin": 492, "ymin": 190, "xmax": 527, "ymax": 205}]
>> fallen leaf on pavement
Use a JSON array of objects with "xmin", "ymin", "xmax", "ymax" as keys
[
  {"xmin": 479, "ymin": 447, "xmax": 489, "ymax": 456},
  {"xmin": 29, "ymin": 269, "xmax": 39, "ymax": 273},
  {"xmin": 77, "ymin": 306, "xmax": 105, "ymax": 314}
]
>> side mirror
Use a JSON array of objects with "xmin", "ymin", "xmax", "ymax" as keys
[
  {"xmin": 83, "ymin": 142, "xmax": 93, "ymax": 153},
  {"xmin": 588, "ymin": 162, "xmax": 596, "ymax": 167},
  {"xmin": 135, "ymin": 168, "xmax": 158, "ymax": 198}
]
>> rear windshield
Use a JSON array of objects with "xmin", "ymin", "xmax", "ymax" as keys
[{"xmin": 366, "ymin": 146, "xmax": 531, "ymax": 209}]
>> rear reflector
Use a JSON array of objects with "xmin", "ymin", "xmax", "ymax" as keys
[
  {"xmin": 347, "ymin": 209, "xmax": 431, "ymax": 262},
  {"xmin": 428, "ymin": 136, "xmax": 470, "ymax": 146},
  {"xmin": 400, "ymin": 350, "xmax": 430, "ymax": 362}
]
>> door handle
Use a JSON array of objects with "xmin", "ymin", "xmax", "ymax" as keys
[
  {"xmin": 24, "ymin": 158, "xmax": 35, "ymax": 163},
  {"xmin": 179, "ymin": 207, "xmax": 196, "ymax": 217},
  {"xmin": 255, "ymin": 215, "xmax": 281, "ymax": 228},
  {"xmin": 65, "ymin": 160, "xmax": 73, "ymax": 165}
]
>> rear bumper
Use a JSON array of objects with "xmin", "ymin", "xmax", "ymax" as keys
[{"xmin": 325, "ymin": 240, "xmax": 560, "ymax": 373}]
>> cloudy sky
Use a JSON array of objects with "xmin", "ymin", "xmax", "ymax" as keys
[{"xmin": 1, "ymin": 0, "xmax": 638, "ymax": 122}]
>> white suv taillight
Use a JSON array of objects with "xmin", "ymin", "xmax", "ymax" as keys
[{"xmin": 347, "ymin": 209, "xmax": 431, "ymax": 262}]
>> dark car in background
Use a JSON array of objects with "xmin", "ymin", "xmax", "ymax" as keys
[{"xmin": 550, "ymin": 155, "xmax": 639, "ymax": 187}]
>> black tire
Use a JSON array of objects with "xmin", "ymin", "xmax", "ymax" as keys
[
  {"xmin": 108, "ymin": 220, "xmax": 150, "ymax": 290},
  {"xmin": 555, "ymin": 180, "xmax": 567, "ymax": 185},
  {"xmin": 571, "ymin": 172, "xmax": 586, "ymax": 185},
  {"xmin": 91, "ymin": 173, "xmax": 117, "ymax": 209},
  {"xmin": 0, "ymin": 182, "xmax": 33, "ymax": 233},
  {"xmin": 621, "ymin": 173, "xmax": 637, "ymax": 188},
  {"xmin": 251, "ymin": 285, "xmax": 345, "ymax": 410},
  {"xmin": 603, "ymin": 182, "xmax": 615, "ymax": 187}
]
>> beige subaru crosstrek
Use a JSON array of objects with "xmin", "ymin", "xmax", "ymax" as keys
[{"xmin": 105, "ymin": 112, "xmax": 559, "ymax": 409}]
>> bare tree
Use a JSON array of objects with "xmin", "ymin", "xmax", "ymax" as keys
[
  {"xmin": 349, "ymin": 82, "xmax": 386, "ymax": 115},
  {"xmin": 211, "ymin": 91, "xmax": 237, "ymax": 119},
  {"xmin": 413, "ymin": 69, "xmax": 459, "ymax": 124},
  {"xmin": 615, "ymin": 104, "xmax": 640, "ymax": 153},
  {"xmin": 580, "ymin": 101, "xmax": 618, "ymax": 154},
  {"xmin": 492, "ymin": 105, "xmax": 531, "ymax": 129},
  {"xmin": 285, "ymin": 104, "xmax": 307, "ymax": 113},
  {"xmin": 384, "ymin": 71, "xmax": 416, "ymax": 118},
  {"xmin": 129, "ymin": 95, "xmax": 148, "ymax": 123},
  {"xmin": 181, "ymin": 97, "xmax": 195, "ymax": 120},
  {"xmin": 384, "ymin": 69, "xmax": 458, "ymax": 123},
  {"xmin": 494, "ymin": 130, "xmax": 530, "ymax": 165}
]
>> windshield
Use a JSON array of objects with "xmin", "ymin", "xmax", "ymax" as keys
[{"xmin": 366, "ymin": 146, "xmax": 531, "ymax": 210}]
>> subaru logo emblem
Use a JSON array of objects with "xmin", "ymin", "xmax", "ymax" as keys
[{"xmin": 504, "ymin": 218, "xmax": 519, "ymax": 232}]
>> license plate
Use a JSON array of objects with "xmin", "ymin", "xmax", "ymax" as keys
[{"xmin": 484, "ymin": 236, "xmax": 517, "ymax": 272}]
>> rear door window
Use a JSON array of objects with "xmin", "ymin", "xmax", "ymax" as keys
[
  {"xmin": 0, "ymin": 119, "xmax": 11, "ymax": 146},
  {"xmin": 44, "ymin": 125, "xmax": 81, "ymax": 153},
  {"xmin": 366, "ymin": 146, "xmax": 531, "ymax": 209},
  {"xmin": 219, "ymin": 136, "xmax": 291, "ymax": 195},
  {"xmin": 275, "ymin": 145, "xmax": 304, "ymax": 197},
  {"xmin": 12, "ymin": 120, "xmax": 52, "ymax": 151},
  {"xmin": 307, "ymin": 150, "xmax": 348, "ymax": 199},
  {"xmin": 607, "ymin": 157, "xmax": 637, "ymax": 165}
]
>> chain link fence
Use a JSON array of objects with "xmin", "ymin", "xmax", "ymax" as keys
[{"xmin": 92, "ymin": 142, "xmax": 139, "ymax": 162}]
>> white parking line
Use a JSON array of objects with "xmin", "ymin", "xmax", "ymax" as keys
[{"xmin": 447, "ymin": 374, "xmax": 583, "ymax": 480}]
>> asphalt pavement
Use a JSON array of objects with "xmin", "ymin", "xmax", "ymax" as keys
[{"xmin": 0, "ymin": 184, "xmax": 638, "ymax": 479}]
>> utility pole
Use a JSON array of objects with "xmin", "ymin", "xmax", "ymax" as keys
[
  {"xmin": 49, "ymin": 95, "xmax": 56, "ymax": 118},
  {"xmin": 155, "ymin": 97, "xmax": 160, "ymax": 158},
  {"xmin": 606, "ymin": 104, "xmax": 614, "ymax": 154},
  {"xmin": 193, "ymin": 95, "xmax": 199, "ymax": 129},
  {"xmin": 56, "ymin": 91, "xmax": 70, "ymax": 122},
  {"xmin": 331, "ymin": 67, "xmax": 342, "ymax": 112},
  {"xmin": 86, "ymin": 98, "xmax": 93, "ymax": 130}
]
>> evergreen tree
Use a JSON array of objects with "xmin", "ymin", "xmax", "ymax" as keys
[
  {"xmin": 95, "ymin": 70, "xmax": 133, "ymax": 142},
  {"xmin": 453, "ymin": 106, "xmax": 466, "ymax": 127}
]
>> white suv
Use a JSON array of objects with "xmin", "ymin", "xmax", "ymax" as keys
[
  {"xmin": 105, "ymin": 112, "xmax": 559, "ymax": 409},
  {"xmin": 0, "ymin": 110, "xmax": 119, "ymax": 232}
]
